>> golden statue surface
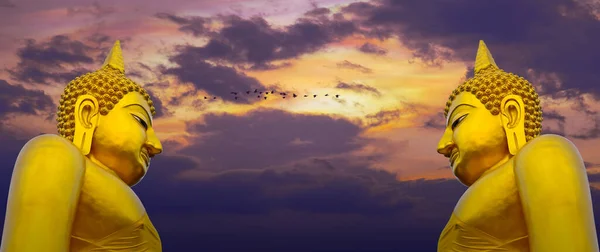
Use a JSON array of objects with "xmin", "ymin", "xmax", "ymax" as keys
[
  {"xmin": 436, "ymin": 41, "xmax": 599, "ymax": 251},
  {"xmin": 1, "ymin": 41, "xmax": 164, "ymax": 251}
]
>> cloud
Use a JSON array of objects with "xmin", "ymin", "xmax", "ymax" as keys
[
  {"xmin": 6, "ymin": 35, "xmax": 103, "ymax": 85},
  {"xmin": 0, "ymin": 0, "xmax": 14, "ymax": 7},
  {"xmin": 336, "ymin": 60, "xmax": 373, "ymax": 74},
  {"xmin": 423, "ymin": 112, "xmax": 446, "ymax": 130},
  {"xmin": 341, "ymin": 0, "xmax": 600, "ymax": 98},
  {"xmin": 358, "ymin": 42, "xmax": 387, "ymax": 55},
  {"xmin": 304, "ymin": 7, "xmax": 331, "ymax": 17},
  {"xmin": 154, "ymin": 13, "xmax": 212, "ymax": 37},
  {"xmin": 180, "ymin": 108, "xmax": 365, "ymax": 171},
  {"xmin": 364, "ymin": 109, "xmax": 401, "ymax": 128},
  {"xmin": 0, "ymin": 79, "xmax": 54, "ymax": 120},
  {"xmin": 335, "ymin": 81, "xmax": 381, "ymax": 96},
  {"xmin": 132, "ymin": 156, "xmax": 467, "ymax": 251},
  {"xmin": 145, "ymin": 89, "xmax": 171, "ymax": 119},
  {"xmin": 66, "ymin": 1, "xmax": 116, "ymax": 18},
  {"xmin": 158, "ymin": 13, "xmax": 358, "ymax": 68},
  {"xmin": 570, "ymin": 118, "xmax": 600, "ymax": 140},
  {"xmin": 564, "ymin": 94, "xmax": 600, "ymax": 139},
  {"xmin": 541, "ymin": 109, "xmax": 566, "ymax": 136},
  {"xmin": 585, "ymin": 161, "xmax": 600, "ymax": 169},
  {"xmin": 161, "ymin": 46, "xmax": 268, "ymax": 103}
]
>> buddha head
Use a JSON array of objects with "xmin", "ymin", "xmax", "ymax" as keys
[
  {"xmin": 56, "ymin": 41, "xmax": 163, "ymax": 186},
  {"xmin": 436, "ymin": 40, "xmax": 543, "ymax": 186}
]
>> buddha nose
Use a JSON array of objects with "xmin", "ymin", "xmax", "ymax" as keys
[
  {"xmin": 145, "ymin": 129, "xmax": 163, "ymax": 157},
  {"xmin": 437, "ymin": 131, "xmax": 454, "ymax": 157}
]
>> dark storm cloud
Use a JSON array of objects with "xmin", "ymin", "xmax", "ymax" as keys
[
  {"xmin": 180, "ymin": 108, "xmax": 364, "ymax": 171},
  {"xmin": 304, "ymin": 7, "xmax": 331, "ymax": 17},
  {"xmin": 358, "ymin": 42, "xmax": 387, "ymax": 55},
  {"xmin": 148, "ymin": 170, "xmax": 466, "ymax": 252},
  {"xmin": 584, "ymin": 162, "xmax": 600, "ymax": 169},
  {"xmin": 6, "ymin": 35, "xmax": 105, "ymax": 85},
  {"xmin": 155, "ymin": 13, "xmax": 211, "ymax": 37},
  {"xmin": 540, "ymin": 109, "xmax": 566, "ymax": 136},
  {"xmin": 0, "ymin": 79, "xmax": 54, "ymax": 119},
  {"xmin": 341, "ymin": 0, "xmax": 600, "ymax": 98},
  {"xmin": 423, "ymin": 112, "xmax": 446, "ymax": 130},
  {"xmin": 145, "ymin": 89, "xmax": 170, "ymax": 118},
  {"xmin": 335, "ymin": 81, "xmax": 381, "ymax": 96},
  {"xmin": 364, "ymin": 109, "xmax": 401, "ymax": 128},
  {"xmin": 158, "ymin": 13, "xmax": 358, "ymax": 68},
  {"xmin": 66, "ymin": 1, "xmax": 116, "ymax": 18},
  {"xmin": 336, "ymin": 60, "xmax": 373, "ymax": 73},
  {"xmin": 160, "ymin": 47, "xmax": 267, "ymax": 103},
  {"xmin": 132, "ymin": 151, "xmax": 468, "ymax": 251}
]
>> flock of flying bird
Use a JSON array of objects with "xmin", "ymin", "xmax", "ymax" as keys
[{"xmin": 203, "ymin": 89, "xmax": 341, "ymax": 100}]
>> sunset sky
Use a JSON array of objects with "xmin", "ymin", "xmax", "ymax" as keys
[{"xmin": 1, "ymin": 0, "xmax": 600, "ymax": 251}]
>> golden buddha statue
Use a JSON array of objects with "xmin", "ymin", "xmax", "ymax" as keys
[
  {"xmin": 1, "ymin": 41, "xmax": 164, "ymax": 251},
  {"xmin": 436, "ymin": 40, "xmax": 599, "ymax": 251}
]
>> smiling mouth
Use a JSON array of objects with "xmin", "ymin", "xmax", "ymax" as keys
[
  {"xmin": 449, "ymin": 150, "xmax": 459, "ymax": 166},
  {"xmin": 140, "ymin": 150, "xmax": 150, "ymax": 167}
]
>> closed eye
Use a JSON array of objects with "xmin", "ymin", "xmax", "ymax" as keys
[
  {"xmin": 132, "ymin": 114, "xmax": 148, "ymax": 130},
  {"xmin": 451, "ymin": 114, "xmax": 468, "ymax": 130}
]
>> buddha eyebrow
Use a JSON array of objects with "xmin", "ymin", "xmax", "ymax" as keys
[
  {"xmin": 446, "ymin": 104, "xmax": 475, "ymax": 127},
  {"xmin": 124, "ymin": 104, "xmax": 152, "ymax": 126}
]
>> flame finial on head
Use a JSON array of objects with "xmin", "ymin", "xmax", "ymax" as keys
[
  {"xmin": 102, "ymin": 40, "xmax": 125, "ymax": 74},
  {"xmin": 474, "ymin": 40, "xmax": 498, "ymax": 75}
]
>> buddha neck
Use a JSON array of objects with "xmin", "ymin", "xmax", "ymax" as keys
[
  {"xmin": 478, "ymin": 154, "xmax": 512, "ymax": 181},
  {"xmin": 86, "ymin": 155, "xmax": 120, "ymax": 178}
]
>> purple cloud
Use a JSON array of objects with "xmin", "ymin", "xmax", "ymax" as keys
[
  {"xmin": 341, "ymin": 0, "xmax": 600, "ymax": 98},
  {"xmin": 335, "ymin": 81, "xmax": 381, "ymax": 96},
  {"xmin": 336, "ymin": 60, "xmax": 373, "ymax": 74},
  {"xmin": 157, "ymin": 13, "xmax": 357, "ymax": 69},
  {"xmin": 358, "ymin": 42, "xmax": 387, "ymax": 55},
  {"xmin": 180, "ymin": 108, "xmax": 365, "ymax": 171},
  {"xmin": 0, "ymin": 79, "xmax": 54, "ymax": 119}
]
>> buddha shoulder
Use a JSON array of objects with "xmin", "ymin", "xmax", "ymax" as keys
[
  {"xmin": 518, "ymin": 134, "xmax": 578, "ymax": 157},
  {"xmin": 514, "ymin": 134, "xmax": 583, "ymax": 176},
  {"xmin": 20, "ymin": 134, "xmax": 81, "ymax": 156},
  {"xmin": 15, "ymin": 134, "xmax": 86, "ymax": 174}
]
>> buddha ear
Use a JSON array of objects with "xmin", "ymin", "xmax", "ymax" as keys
[
  {"xmin": 500, "ymin": 94, "xmax": 527, "ymax": 155},
  {"xmin": 73, "ymin": 95, "xmax": 100, "ymax": 155}
]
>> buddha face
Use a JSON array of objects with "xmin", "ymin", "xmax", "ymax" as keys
[
  {"xmin": 437, "ymin": 92, "xmax": 510, "ymax": 186},
  {"xmin": 89, "ymin": 92, "xmax": 163, "ymax": 186}
]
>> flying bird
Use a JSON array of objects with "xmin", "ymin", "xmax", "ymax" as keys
[
  {"xmin": 325, "ymin": 94, "xmax": 329, "ymax": 96},
  {"xmin": 313, "ymin": 95, "xmax": 317, "ymax": 98},
  {"xmin": 213, "ymin": 97, "xmax": 216, "ymax": 99},
  {"xmin": 204, "ymin": 97, "xmax": 207, "ymax": 99},
  {"xmin": 293, "ymin": 94, "xmax": 297, "ymax": 98},
  {"xmin": 264, "ymin": 96, "xmax": 267, "ymax": 100},
  {"xmin": 304, "ymin": 95, "xmax": 308, "ymax": 97},
  {"xmin": 254, "ymin": 89, "xmax": 258, "ymax": 93},
  {"xmin": 271, "ymin": 91, "xmax": 275, "ymax": 94},
  {"xmin": 335, "ymin": 95, "xmax": 339, "ymax": 98},
  {"xmin": 235, "ymin": 97, "xmax": 238, "ymax": 100},
  {"xmin": 246, "ymin": 91, "xmax": 250, "ymax": 94}
]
